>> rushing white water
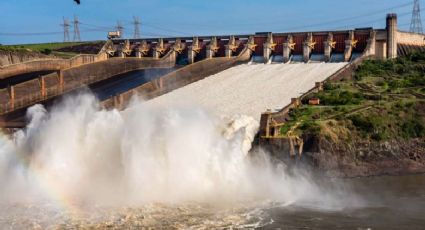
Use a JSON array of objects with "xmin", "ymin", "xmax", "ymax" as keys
[
  {"xmin": 0, "ymin": 93, "xmax": 317, "ymax": 206},
  {"xmin": 0, "ymin": 63, "xmax": 361, "ymax": 228},
  {"xmin": 147, "ymin": 63, "xmax": 347, "ymax": 121}
]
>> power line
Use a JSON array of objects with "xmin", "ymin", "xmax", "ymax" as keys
[
  {"xmin": 273, "ymin": 2, "xmax": 414, "ymax": 32},
  {"xmin": 143, "ymin": 23, "xmax": 191, "ymax": 36},
  {"xmin": 332, "ymin": 9, "xmax": 416, "ymax": 30},
  {"xmin": 410, "ymin": 0, "xmax": 423, "ymax": 33}
]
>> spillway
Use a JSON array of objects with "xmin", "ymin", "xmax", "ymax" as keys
[{"xmin": 146, "ymin": 63, "xmax": 347, "ymax": 121}]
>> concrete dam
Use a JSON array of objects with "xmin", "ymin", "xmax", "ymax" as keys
[{"xmin": 0, "ymin": 14, "xmax": 424, "ymax": 130}]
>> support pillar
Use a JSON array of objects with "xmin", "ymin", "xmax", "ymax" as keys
[
  {"xmin": 8, "ymin": 85, "xmax": 15, "ymax": 109},
  {"xmin": 344, "ymin": 31, "xmax": 355, "ymax": 62},
  {"xmin": 113, "ymin": 94, "xmax": 124, "ymax": 110},
  {"xmin": 135, "ymin": 51, "xmax": 142, "ymax": 58},
  {"xmin": 263, "ymin": 46, "xmax": 272, "ymax": 63},
  {"xmin": 188, "ymin": 47, "xmax": 196, "ymax": 64},
  {"xmin": 315, "ymin": 82, "xmax": 324, "ymax": 91},
  {"xmin": 364, "ymin": 30, "xmax": 377, "ymax": 57},
  {"xmin": 57, "ymin": 70, "xmax": 64, "ymax": 92},
  {"xmin": 263, "ymin": 33, "xmax": 275, "ymax": 63},
  {"xmin": 291, "ymin": 98, "xmax": 301, "ymax": 107},
  {"xmin": 206, "ymin": 49, "xmax": 213, "ymax": 59},
  {"xmin": 118, "ymin": 51, "xmax": 125, "ymax": 58},
  {"xmin": 153, "ymin": 50, "xmax": 161, "ymax": 59},
  {"xmin": 188, "ymin": 37, "xmax": 200, "ymax": 64},
  {"xmin": 246, "ymin": 36, "xmax": 256, "ymax": 57},
  {"xmin": 283, "ymin": 35, "xmax": 294, "ymax": 63},
  {"xmin": 259, "ymin": 111, "xmax": 273, "ymax": 138},
  {"xmin": 39, "ymin": 75, "xmax": 46, "ymax": 97},
  {"xmin": 386, "ymin": 13, "xmax": 398, "ymax": 59},
  {"xmin": 206, "ymin": 37, "xmax": 218, "ymax": 59},
  {"xmin": 153, "ymin": 38, "xmax": 165, "ymax": 59},
  {"xmin": 225, "ymin": 35, "xmax": 237, "ymax": 58},
  {"xmin": 303, "ymin": 33, "xmax": 314, "ymax": 63},
  {"xmin": 225, "ymin": 48, "xmax": 232, "ymax": 58},
  {"xmin": 324, "ymin": 33, "xmax": 334, "ymax": 62},
  {"xmin": 154, "ymin": 78, "xmax": 164, "ymax": 90},
  {"xmin": 119, "ymin": 40, "xmax": 131, "ymax": 58}
]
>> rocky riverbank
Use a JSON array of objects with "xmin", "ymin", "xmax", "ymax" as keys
[{"xmin": 302, "ymin": 135, "xmax": 425, "ymax": 177}]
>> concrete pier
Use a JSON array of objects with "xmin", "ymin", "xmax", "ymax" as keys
[
  {"xmin": 344, "ymin": 31, "xmax": 355, "ymax": 62},
  {"xmin": 387, "ymin": 13, "xmax": 398, "ymax": 59},
  {"xmin": 263, "ymin": 33, "xmax": 275, "ymax": 63},
  {"xmin": 283, "ymin": 35, "xmax": 294, "ymax": 63},
  {"xmin": 225, "ymin": 36, "xmax": 237, "ymax": 58},
  {"xmin": 303, "ymin": 33, "xmax": 314, "ymax": 62},
  {"xmin": 324, "ymin": 33, "xmax": 335, "ymax": 62},
  {"xmin": 206, "ymin": 37, "xmax": 219, "ymax": 59},
  {"xmin": 153, "ymin": 38, "xmax": 165, "ymax": 59},
  {"xmin": 39, "ymin": 75, "xmax": 46, "ymax": 97},
  {"xmin": 188, "ymin": 37, "xmax": 200, "ymax": 64}
]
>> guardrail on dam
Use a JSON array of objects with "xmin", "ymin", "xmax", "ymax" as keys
[{"xmin": 0, "ymin": 13, "xmax": 424, "ymax": 128}]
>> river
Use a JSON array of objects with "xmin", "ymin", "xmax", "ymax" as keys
[{"xmin": 265, "ymin": 174, "xmax": 425, "ymax": 230}]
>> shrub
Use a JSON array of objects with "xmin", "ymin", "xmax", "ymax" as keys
[
  {"xmin": 401, "ymin": 119, "xmax": 425, "ymax": 138},
  {"xmin": 300, "ymin": 121, "xmax": 321, "ymax": 135},
  {"xmin": 41, "ymin": 48, "xmax": 52, "ymax": 55}
]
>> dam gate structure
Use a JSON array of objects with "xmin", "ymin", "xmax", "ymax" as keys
[{"xmin": 0, "ymin": 14, "xmax": 424, "ymax": 129}]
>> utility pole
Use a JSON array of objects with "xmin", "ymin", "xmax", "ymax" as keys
[
  {"xmin": 132, "ymin": 16, "xmax": 141, "ymax": 39},
  {"xmin": 116, "ymin": 21, "xmax": 124, "ymax": 38},
  {"xmin": 410, "ymin": 0, "xmax": 423, "ymax": 34},
  {"xmin": 61, "ymin": 17, "xmax": 70, "ymax": 42},
  {"xmin": 73, "ymin": 15, "xmax": 81, "ymax": 41}
]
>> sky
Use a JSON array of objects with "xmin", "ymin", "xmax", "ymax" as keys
[{"xmin": 0, "ymin": 0, "xmax": 422, "ymax": 45}]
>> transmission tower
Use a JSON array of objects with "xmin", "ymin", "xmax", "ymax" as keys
[
  {"xmin": 73, "ymin": 15, "xmax": 81, "ymax": 41},
  {"xmin": 61, "ymin": 17, "xmax": 70, "ymax": 42},
  {"xmin": 410, "ymin": 0, "xmax": 423, "ymax": 34},
  {"xmin": 116, "ymin": 21, "xmax": 124, "ymax": 38},
  {"xmin": 132, "ymin": 16, "xmax": 141, "ymax": 39}
]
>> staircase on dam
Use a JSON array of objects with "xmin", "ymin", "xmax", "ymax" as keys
[{"xmin": 0, "ymin": 13, "xmax": 424, "ymax": 129}]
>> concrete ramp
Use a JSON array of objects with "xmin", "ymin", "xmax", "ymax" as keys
[{"xmin": 146, "ymin": 63, "xmax": 347, "ymax": 121}]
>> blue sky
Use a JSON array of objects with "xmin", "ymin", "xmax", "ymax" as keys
[{"xmin": 0, "ymin": 0, "xmax": 422, "ymax": 45}]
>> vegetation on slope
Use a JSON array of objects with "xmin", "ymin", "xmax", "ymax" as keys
[
  {"xmin": 281, "ymin": 52, "xmax": 425, "ymax": 142},
  {"xmin": 0, "ymin": 41, "xmax": 104, "ymax": 58}
]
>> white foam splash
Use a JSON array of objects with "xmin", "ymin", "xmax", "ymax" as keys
[{"xmin": 0, "ymin": 92, "xmax": 363, "ymax": 229}]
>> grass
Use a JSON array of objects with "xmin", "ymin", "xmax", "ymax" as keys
[
  {"xmin": 2, "ymin": 42, "xmax": 87, "ymax": 52},
  {"xmin": 280, "ymin": 51, "xmax": 425, "ymax": 141},
  {"xmin": 0, "ymin": 41, "xmax": 102, "ymax": 58}
]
